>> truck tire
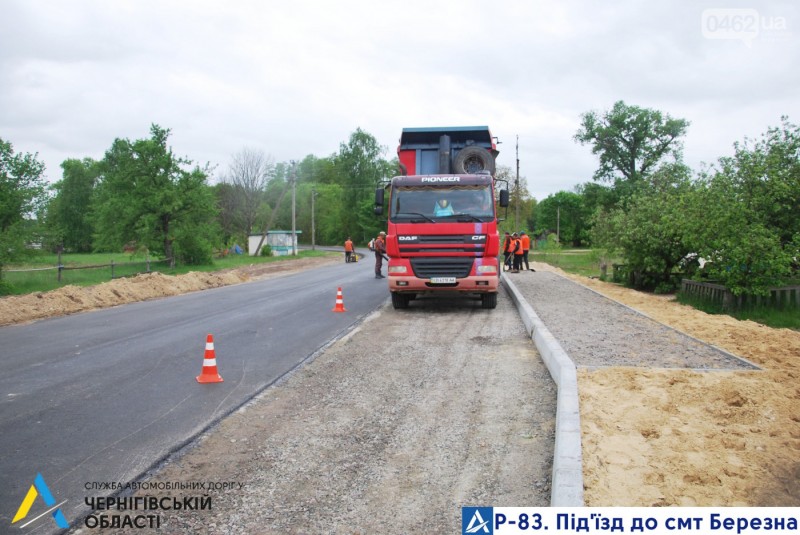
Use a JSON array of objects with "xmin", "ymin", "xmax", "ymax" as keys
[
  {"xmin": 391, "ymin": 292, "xmax": 410, "ymax": 309},
  {"xmin": 481, "ymin": 292, "xmax": 497, "ymax": 309},
  {"xmin": 453, "ymin": 146, "xmax": 495, "ymax": 175}
]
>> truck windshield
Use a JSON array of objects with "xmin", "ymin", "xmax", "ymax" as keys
[{"xmin": 390, "ymin": 185, "xmax": 494, "ymax": 222}]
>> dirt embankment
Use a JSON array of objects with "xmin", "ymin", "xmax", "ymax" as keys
[{"xmin": 0, "ymin": 256, "xmax": 338, "ymax": 326}]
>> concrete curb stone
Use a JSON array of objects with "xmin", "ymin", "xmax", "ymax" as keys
[{"xmin": 501, "ymin": 274, "xmax": 585, "ymax": 507}]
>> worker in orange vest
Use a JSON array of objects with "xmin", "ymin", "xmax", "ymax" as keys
[
  {"xmin": 520, "ymin": 231, "xmax": 534, "ymax": 272},
  {"xmin": 502, "ymin": 231, "xmax": 513, "ymax": 272},
  {"xmin": 344, "ymin": 237, "xmax": 354, "ymax": 263},
  {"xmin": 374, "ymin": 231, "xmax": 387, "ymax": 278},
  {"xmin": 511, "ymin": 232, "xmax": 523, "ymax": 273}
]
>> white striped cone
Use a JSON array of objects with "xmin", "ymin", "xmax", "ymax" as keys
[
  {"xmin": 332, "ymin": 287, "xmax": 347, "ymax": 312},
  {"xmin": 196, "ymin": 333, "xmax": 224, "ymax": 383}
]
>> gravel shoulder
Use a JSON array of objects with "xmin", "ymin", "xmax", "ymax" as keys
[{"xmin": 509, "ymin": 270, "xmax": 757, "ymax": 371}]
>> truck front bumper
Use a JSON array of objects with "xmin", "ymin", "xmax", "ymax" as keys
[{"xmin": 388, "ymin": 275, "xmax": 499, "ymax": 293}]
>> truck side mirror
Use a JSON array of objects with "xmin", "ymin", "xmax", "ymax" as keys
[
  {"xmin": 499, "ymin": 189, "xmax": 510, "ymax": 208},
  {"xmin": 374, "ymin": 188, "xmax": 384, "ymax": 215}
]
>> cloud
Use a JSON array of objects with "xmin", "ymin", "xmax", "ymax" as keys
[{"xmin": 0, "ymin": 0, "xmax": 797, "ymax": 201}]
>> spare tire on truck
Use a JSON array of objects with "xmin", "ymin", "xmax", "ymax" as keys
[{"xmin": 453, "ymin": 146, "xmax": 495, "ymax": 175}]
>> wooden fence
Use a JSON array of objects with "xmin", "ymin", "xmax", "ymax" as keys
[
  {"xmin": 2, "ymin": 257, "xmax": 172, "ymax": 293},
  {"xmin": 680, "ymin": 279, "xmax": 800, "ymax": 310}
]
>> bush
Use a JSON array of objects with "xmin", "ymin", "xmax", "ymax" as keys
[
  {"xmin": 172, "ymin": 232, "xmax": 214, "ymax": 265},
  {"xmin": 654, "ymin": 280, "xmax": 679, "ymax": 294},
  {"xmin": 545, "ymin": 233, "xmax": 562, "ymax": 251},
  {"xmin": 259, "ymin": 245, "xmax": 272, "ymax": 257},
  {"xmin": 0, "ymin": 278, "xmax": 14, "ymax": 296},
  {"xmin": 612, "ymin": 264, "xmax": 629, "ymax": 284}
]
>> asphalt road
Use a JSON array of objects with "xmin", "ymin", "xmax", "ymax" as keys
[{"xmin": 0, "ymin": 256, "xmax": 388, "ymax": 533}]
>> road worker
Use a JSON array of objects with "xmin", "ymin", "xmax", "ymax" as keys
[
  {"xmin": 344, "ymin": 237, "xmax": 354, "ymax": 263},
  {"xmin": 374, "ymin": 231, "xmax": 387, "ymax": 278},
  {"xmin": 502, "ymin": 231, "xmax": 513, "ymax": 271},
  {"xmin": 520, "ymin": 231, "xmax": 534, "ymax": 272},
  {"xmin": 511, "ymin": 232, "xmax": 523, "ymax": 273}
]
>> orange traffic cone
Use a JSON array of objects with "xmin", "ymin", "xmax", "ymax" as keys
[
  {"xmin": 196, "ymin": 333, "xmax": 224, "ymax": 383},
  {"xmin": 332, "ymin": 287, "xmax": 347, "ymax": 312}
]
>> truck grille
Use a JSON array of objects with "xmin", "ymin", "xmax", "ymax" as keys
[
  {"xmin": 410, "ymin": 257, "xmax": 474, "ymax": 279},
  {"xmin": 415, "ymin": 235, "xmax": 469, "ymax": 244},
  {"xmin": 398, "ymin": 234, "xmax": 486, "ymax": 255}
]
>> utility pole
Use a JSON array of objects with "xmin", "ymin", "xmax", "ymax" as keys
[
  {"xmin": 515, "ymin": 135, "xmax": 520, "ymax": 230},
  {"xmin": 291, "ymin": 161, "xmax": 297, "ymax": 256},
  {"xmin": 557, "ymin": 205, "xmax": 561, "ymax": 244},
  {"xmin": 311, "ymin": 188, "xmax": 317, "ymax": 250}
]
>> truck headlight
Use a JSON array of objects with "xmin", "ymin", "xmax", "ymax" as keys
[
  {"xmin": 477, "ymin": 265, "xmax": 497, "ymax": 274},
  {"xmin": 388, "ymin": 266, "xmax": 408, "ymax": 274}
]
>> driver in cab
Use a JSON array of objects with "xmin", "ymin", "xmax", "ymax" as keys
[{"xmin": 433, "ymin": 198, "xmax": 454, "ymax": 216}]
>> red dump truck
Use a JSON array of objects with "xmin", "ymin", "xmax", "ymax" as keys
[{"xmin": 374, "ymin": 126, "xmax": 509, "ymax": 309}]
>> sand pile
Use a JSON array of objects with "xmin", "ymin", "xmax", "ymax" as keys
[
  {"xmin": 535, "ymin": 263, "xmax": 800, "ymax": 506},
  {"xmin": 0, "ymin": 271, "xmax": 250, "ymax": 326}
]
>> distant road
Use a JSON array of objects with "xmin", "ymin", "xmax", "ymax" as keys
[{"xmin": 0, "ymin": 255, "xmax": 387, "ymax": 533}]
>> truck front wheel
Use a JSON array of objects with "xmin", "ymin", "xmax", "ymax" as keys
[
  {"xmin": 481, "ymin": 292, "xmax": 497, "ymax": 309},
  {"xmin": 391, "ymin": 292, "xmax": 410, "ymax": 309}
]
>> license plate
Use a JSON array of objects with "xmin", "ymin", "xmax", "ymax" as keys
[{"xmin": 430, "ymin": 277, "xmax": 456, "ymax": 284}]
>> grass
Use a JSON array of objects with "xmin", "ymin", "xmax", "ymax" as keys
[
  {"xmin": 676, "ymin": 291, "xmax": 800, "ymax": 330},
  {"xmin": 530, "ymin": 247, "xmax": 615, "ymax": 279},
  {"xmin": 1, "ymin": 249, "xmax": 335, "ymax": 296}
]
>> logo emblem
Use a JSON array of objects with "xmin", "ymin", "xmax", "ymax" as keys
[
  {"xmin": 12, "ymin": 473, "xmax": 69, "ymax": 529},
  {"xmin": 462, "ymin": 507, "xmax": 493, "ymax": 534}
]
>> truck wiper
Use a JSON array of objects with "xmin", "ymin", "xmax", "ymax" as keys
[
  {"xmin": 453, "ymin": 213, "xmax": 484, "ymax": 222},
  {"xmin": 396, "ymin": 212, "xmax": 436, "ymax": 223}
]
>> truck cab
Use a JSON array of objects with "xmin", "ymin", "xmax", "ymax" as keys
[{"xmin": 375, "ymin": 127, "xmax": 509, "ymax": 309}]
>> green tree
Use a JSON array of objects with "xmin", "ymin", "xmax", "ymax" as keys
[
  {"xmin": 298, "ymin": 182, "xmax": 346, "ymax": 245},
  {"xmin": 333, "ymin": 128, "xmax": 393, "ymax": 238},
  {"xmin": 296, "ymin": 154, "xmax": 337, "ymax": 185},
  {"xmin": 603, "ymin": 164, "xmax": 696, "ymax": 291},
  {"xmin": 575, "ymin": 100, "xmax": 690, "ymax": 200},
  {"xmin": 292, "ymin": 155, "xmax": 348, "ymax": 245},
  {"xmin": 248, "ymin": 131, "xmax": 394, "ymax": 247},
  {"xmin": 683, "ymin": 119, "xmax": 800, "ymax": 296},
  {"xmin": 46, "ymin": 158, "xmax": 100, "ymax": 252},
  {"xmin": 575, "ymin": 181, "xmax": 617, "ymax": 215},
  {"xmin": 533, "ymin": 191, "xmax": 585, "ymax": 246},
  {"xmin": 715, "ymin": 117, "xmax": 800, "ymax": 247},
  {"xmin": 0, "ymin": 138, "xmax": 48, "ymax": 276},
  {"xmin": 93, "ymin": 125, "xmax": 219, "ymax": 265}
]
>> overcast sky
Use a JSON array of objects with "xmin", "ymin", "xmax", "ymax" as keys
[{"xmin": 1, "ymin": 0, "xmax": 797, "ymax": 201}]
